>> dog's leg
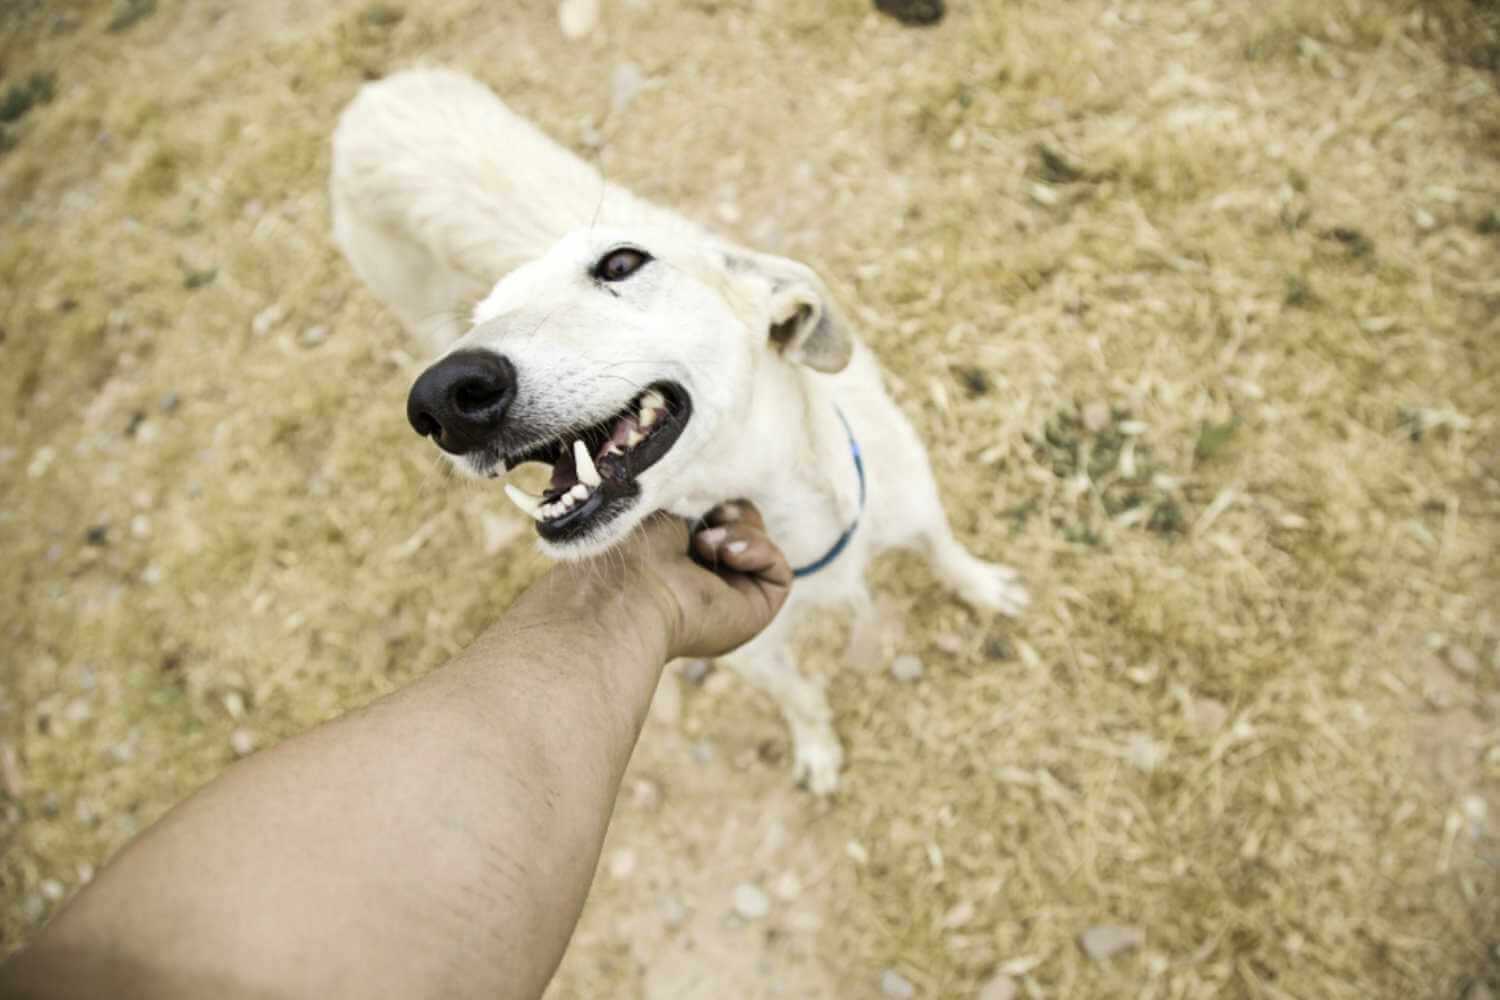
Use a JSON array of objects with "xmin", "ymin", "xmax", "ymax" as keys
[
  {"xmin": 876, "ymin": 414, "xmax": 1030, "ymax": 616},
  {"xmin": 924, "ymin": 527, "xmax": 1029, "ymax": 617},
  {"xmin": 721, "ymin": 634, "xmax": 843, "ymax": 795}
]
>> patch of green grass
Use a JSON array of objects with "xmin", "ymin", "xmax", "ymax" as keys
[
  {"xmin": 954, "ymin": 365, "xmax": 991, "ymax": 397},
  {"xmin": 1478, "ymin": 209, "xmax": 1500, "ymax": 235},
  {"xmin": 1147, "ymin": 496, "xmax": 1186, "ymax": 536},
  {"xmin": 1062, "ymin": 522, "xmax": 1103, "ymax": 546},
  {"xmin": 107, "ymin": 0, "xmax": 156, "ymax": 33},
  {"xmin": 362, "ymin": 3, "xmax": 404, "ymax": 27},
  {"xmin": 1002, "ymin": 497, "xmax": 1039, "ymax": 536},
  {"xmin": 1038, "ymin": 145, "xmax": 1084, "ymax": 184},
  {"xmin": 0, "ymin": 71, "xmax": 56, "ymax": 124},
  {"xmin": 182, "ymin": 267, "xmax": 217, "ymax": 290},
  {"xmin": 1029, "ymin": 407, "xmax": 1186, "ymax": 545},
  {"xmin": 1323, "ymin": 226, "xmax": 1375, "ymax": 258},
  {"xmin": 1195, "ymin": 417, "xmax": 1241, "ymax": 463},
  {"xmin": 1284, "ymin": 274, "xmax": 1317, "ymax": 308},
  {"xmin": 127, "ymin": 145, "xmax": 194, "ymax": 202}
]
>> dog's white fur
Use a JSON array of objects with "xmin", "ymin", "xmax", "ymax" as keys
[{"xmin": 331, "ymin": 69, "xmax": 1027, "ymax": 793}]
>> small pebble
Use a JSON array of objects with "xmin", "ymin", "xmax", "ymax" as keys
[
  {"xmin": 680, "ymin": 659, "xmax": 712, "ymax": 685},
  {"xmin": 481, "ymin": 511, "xmax": 522, "ymax": 555},
  {"xmin": 689, "ymin": 740, "xmax": 715, "ymax": 764},
  {"xmin": 40, "ymin": 878, "xmax": 65, "ymax": 902},
  {"xmin": 630, "ymin": 778, "xmax": 662, "ymax": 811},
  {"xmin": 608, "ymin": 849, "xmax": 636, "ymax": 879},
  {"xmin": 891, "ymin": 655, "xmax": 924, "ymax": 683},
  {"xmin": 251, "ymin": 303, "xmax": 285, "ymax": 336},
  {"xmin": 1083, "ymin": 401, "xmax": 1112, "ymax": 433},
  {"xmin": 772, "ymin": 872, "xmax": 802, "ymax": 901},
  {"xmin": 130, "ymin": 515, "xmax": 151, "ymax": 539},
  {"xmin": 610, "ymin": 62, "xmax": 648, "ymax": 115},
  {"xmin": 1080, "ymin": 924, "xmax": 1145, "ymax": 960},
  {"xmin": 76, "ymin": 863, "xmax": 95, "ymax": 884},
  {"xmin": 28, "ymin": 447, "xmax": 56, "ymax": 479},
  {"xmin": 933, "ymin": 632, "xmax": 963, "ymax": 655},
  {"xmin": 21, "ymin": 896, "xmax": 45, "ymax": 924},
  {"xmin": 880, "ymin": 969, "xmax": 916, "ymax": 998},
  {"xmin": 1028, "ymin": 182, "xmax": 1059, "ymax": 207},
  {"xmin": 1190, "ymin": 698, "xmax": 1229, "ymax": 734},
  {"xmin": 300, "ymin": 325, "xmax": 328, "ymax": 348},
  {"xmin": 846, "ymin": 840, "xmax": 869, "ymax": 865},
  {"xmin": 732, "ymin": 882, "xmax": 770, "ymax": 920},
  {"xmin": 942, "ymin": 900, "xmax": 974, "ymax": 929},
  {"xmin": 159, "ymin": 391, "xmax": 179, "ymax": 413},
  {"xmin": 230, "ymin": 728, "xmax": 257, "ymax": 757},
  {"xmin": 1126, "ymin": 734, "xmax": 1167, "ymax": 773},
  {"xmin": 558, "ymin": 0, "xmax": 599, "ymax": 38},
  {"xmin": 1463, "ymin": 795, "xmax": 1488, "ymax": 836},
  {"xmin": 659, "ymin": 895, "xmax": 687, "ymax": 928},
  {"xmin": 140, "ymin": 564, "xmax": 164, "ymax": 586},
  {"xmin": 978, "ymin": 974, "xmax": 1018, "ymax": 1000},
  {"xmin": 1447, "ymin": 644, "xmax": 1480, "ymax": 676}
]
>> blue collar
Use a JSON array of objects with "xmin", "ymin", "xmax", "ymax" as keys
[{"xmin": 792, "ymin": 408, "xmax": 867, "ymax": 579}]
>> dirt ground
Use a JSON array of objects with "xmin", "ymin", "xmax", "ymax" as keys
[{"xmin": 3, "ymin": 0, "xmax": 1499, "ymax": 996}]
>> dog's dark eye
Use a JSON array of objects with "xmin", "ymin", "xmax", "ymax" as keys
[{"xmin": 593, "ymin": 246, "xmax": 652, "ymax": 283}]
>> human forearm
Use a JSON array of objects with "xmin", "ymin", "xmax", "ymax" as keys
[
  {"xmin": 1, "ymin": 572, "xmax": 668, "ymax": 1000},
  {"xmin": 1, "ymin": 506, "xmax": 790, "ymax": 1000}
]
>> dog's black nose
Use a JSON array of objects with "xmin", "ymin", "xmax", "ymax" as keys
[{"xmin": 406, "ymin": 350, "xmax": 517, "ymax": 454}]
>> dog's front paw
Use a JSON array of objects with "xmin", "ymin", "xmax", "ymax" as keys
[
  {"xmin": 964, "ymin": 562, "xmax": 1030, "ymax": 618},
  {"xmin": 791, "ymin": 727, "xmax": 844, "ymax": 796}
]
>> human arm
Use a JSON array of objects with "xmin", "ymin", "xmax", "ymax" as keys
[{"xmin": 0, "ymin": 503, "xmax": 790, "ymax": 1000}]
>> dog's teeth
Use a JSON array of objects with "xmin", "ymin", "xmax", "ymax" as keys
[
  {"xmin": 601, "ymin": 441, "xmax": 624, "ymax": 457},
  {"xmin": 569, "ymin": 483, "xmax": 589, "ymax": 501},
  {"xmin": 642, "ymin": 389, "xmax": 666, "ymax": 412},
  {"xmin": 573, "ymin": 440, "xmax": 601, "ymax": 487},
  {"xmin": 504, "ymin": 484, "xmax": 545, "ymax": 522},
  {"xmin": 625, "ymin": 429, "xmax": 645, "ymax": 448},
  {"xmin": 561, "ymin": 494, "xmax": 576, "ymax": 511},
  {"xmin": 638, "ymin": 406, "xmax": 658, "ymax": 429}
]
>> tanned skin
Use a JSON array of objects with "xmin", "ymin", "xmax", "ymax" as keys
[{"xmin": 1, "ymin": 502, "xmax": 791, "ymax": 1000}]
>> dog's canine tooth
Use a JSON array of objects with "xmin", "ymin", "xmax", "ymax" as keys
[
  {"xmin": 641, "ymin": 389, "xmax": 666, "ymax": 413},
  {"xmin": 624, "ymin": 429, "xmax": 645, "ymax": 448},
  {"xmin": 568, "ymin": 482, "xmax": 589, "ymax": 501},
  {"xmin": 504, "ymin": 483, "xmax": 545, "ymax": 521},
  {"xmin": 638, "ymin": 406, "xmax": 658, "ymax": 429},
  {"xmin": 573, "ymin": 439, "xmax": 601, "ymax": 487}
]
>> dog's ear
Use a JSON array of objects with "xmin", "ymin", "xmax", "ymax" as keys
[{"xmin": 722, "ymin": 247, "xmax": 854, "ymax": 374}]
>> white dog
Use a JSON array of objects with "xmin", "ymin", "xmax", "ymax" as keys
[{"xmin": 331, "ymin": 69, "xmax": 1027, "ymax": 793}]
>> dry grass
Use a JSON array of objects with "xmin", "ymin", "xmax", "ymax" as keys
[{"xmin": 3, "ymin": 0, "xmax": 1499, "ymax": 997}]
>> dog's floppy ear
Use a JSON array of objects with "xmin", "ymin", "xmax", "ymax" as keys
[{"xmin": 722, "ymin": 247, "xmax": 854, "ymax": 374}]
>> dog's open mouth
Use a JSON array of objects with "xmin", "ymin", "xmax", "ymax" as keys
[{"xmin": 497, "ymin": 382, "xmax": 692, "ymax": 543}]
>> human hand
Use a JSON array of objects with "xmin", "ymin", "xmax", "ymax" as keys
[{"xmin": 616, "ymin": 501, "xmax": 793, "ymax": 660}]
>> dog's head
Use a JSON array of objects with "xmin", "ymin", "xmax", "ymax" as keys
[{"xmin": 405, "ymin": 225, "xmax": 853, "ymax": 557}]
